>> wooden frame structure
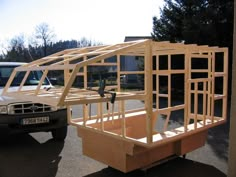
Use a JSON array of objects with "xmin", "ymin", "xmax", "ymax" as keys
[{"xmin": 2, "ymin": 39, "xmax": 228, "ymax": 172}]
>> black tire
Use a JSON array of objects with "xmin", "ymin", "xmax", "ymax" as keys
[{"xmin": 51, "ymin": 126, "xmax": 68, "ymax": 141}]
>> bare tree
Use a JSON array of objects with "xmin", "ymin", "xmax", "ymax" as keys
[
  {"xmin": 0, "ymin": 39, "xmax": 8, "ymax": 57},
  {"xmin": 78, "ymin": 37, "xmax": 103, "ymax": 48},
  {"xmin": 78, "ymin": 37, "xmax": 92, "ymax": 47},
  {"xmin": 35, "ymin": 22, "xmax": 55, "ymax": 56},
  {"xmin": 9, "ymin": 34, "xmax": 25, "ymax": 50},
  {"xmin": 3, "ymin": 34, "xmax": 33, "ymax": 62}
]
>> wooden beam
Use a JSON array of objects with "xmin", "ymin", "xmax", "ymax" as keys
[{"xmin": 144, "ymin": 40, "xmax": 153, "ymax": 144}]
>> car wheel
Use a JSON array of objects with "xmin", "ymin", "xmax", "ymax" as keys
[{"xmin": 51, "ymin": 126, "xmax": 68, "ymax": 141}]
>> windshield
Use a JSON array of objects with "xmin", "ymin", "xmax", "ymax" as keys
[{"xmin": 0, "ymin": 65, "xmax": 50, "ymax": 87}]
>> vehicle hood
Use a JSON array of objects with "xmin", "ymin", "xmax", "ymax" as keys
[
  {"xmin": 0, "ymin": 85, "xmax": 52, "ymax": 105},
  {"xmin": 0, "ymin": 95, "xmax": 30, "ymax": 105}
]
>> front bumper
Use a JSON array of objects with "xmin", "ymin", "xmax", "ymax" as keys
[{"xmin": 0, "ymin": 109, "xmax": 67, "ymax": 135}]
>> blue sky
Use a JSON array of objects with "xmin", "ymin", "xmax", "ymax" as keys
[{"xmin": 0, "ymin": 0, "xmax": 164, "ymax": 48}]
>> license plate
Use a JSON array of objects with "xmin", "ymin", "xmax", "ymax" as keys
[{"xmin": 22, "ymin": 117, "xmax": 49, "ymax": 125}]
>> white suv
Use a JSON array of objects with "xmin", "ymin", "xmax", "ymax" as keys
[{"xmin": 0, "ymin": 62, "xmax": 68, "ymax": 141}]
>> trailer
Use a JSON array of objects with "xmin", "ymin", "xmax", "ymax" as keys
[{"xmin": 2, "ymin": 39, "xmax": 228, "ymax": 172}]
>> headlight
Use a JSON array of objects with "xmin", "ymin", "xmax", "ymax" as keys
[
  {"xmin": 0, "ymin": 106, "xmax": 8, "ymax": 114},
  {"xmin": 51, "ymin": 106, "xmax": 58, "ymax": 111}
]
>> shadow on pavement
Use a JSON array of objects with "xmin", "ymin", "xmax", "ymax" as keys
[
  {"xmin": 207, "ymin": 121, "xmax": 229, "ymax": 161},
  {"xmin": 85, "ymin": 157, "xmax": 226, "ymax": 177},
  {"xmin": 157, "ymin": 98, "xmax": 230, "ymax": 164},
  {"xmin": 205, "ymin": 100, "xmax": 230, "ymax": 162},
  {"xmin": 0, "ymin": 134, "xmax": 64, "ymax": 177}
]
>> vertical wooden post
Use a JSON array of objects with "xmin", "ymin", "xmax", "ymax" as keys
[
  {"xmin": 145, "ymin": 40, "xmax": 153, "ymax": 144},
  {"xmin": 203, "ymin": 80, "xmax": 207, "ymax": 126},
  {"xmin": 207, "ymin": 54, "xmax": 212, "ymax": 123},
  {"xmin": 194, "ymin": 81, "xmax": 198, "ymax": 129},
  {"xmin": 99, "ymin": 103, "xmax": 104, "ymax": 131},
  {"xmin": 83, "ymin": 104, "xmax": 89, "ymax": 122},
  {"xmin": 156, "ymin": 55, "xmax": 159, "ymax": 110},
  {"xmin": 84, "ymin": 56, "xmax": 88, "ymax": 88},
  {"xmin": 184, "ymin": 51, "xmax": 190, "ymax": 131},
  {"xmin": 222, "ymin": 49, "xmax": 228, "ymax": 120},
  {"xmin": 210, "ymin": 52, "xmax": 215, "ymax": 123},
  {"xmin": 117, "ymin": 55, "xmax": 121, "ymax": 92},
  {"xmin": 64, "ymin": 59, "xmax": 70, "ymax": 86},
  {"xmin": 121, "ymin": 100, "xmax": 126, "ymax": 137},
  {"xmin": 67, "ymin": 105, "xmax": 72, "ymax": 124},
  {"xmin": 83, "ymin": 104, "xmax": 87, "ymax": 126},
  {"xmin": 83, "ymin": 56, "xmax": 89, "ymax": 123},
  {"xmin": 228, "ymin": 1, "xmax": 236, "ymax": 176},
  {"xmin": 117, "ymin": 55, "xmax": 122, "ymax": 119},
  {"xmin": 168, "ymin": 54, "xmax": 171, "ymax": 107}
]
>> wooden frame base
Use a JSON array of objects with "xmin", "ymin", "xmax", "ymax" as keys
[
  {"xmin": 75, "ymin": 112, "xmax": 209, "ymax": 172},
  {"xmin": 78, "ymin": 125, "xmax": 208, "ymax": 173}
]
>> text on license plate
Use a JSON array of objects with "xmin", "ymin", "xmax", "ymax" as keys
[{"xmin": 22, "ymin": 117, "xmax": 49, "ymax": 125}]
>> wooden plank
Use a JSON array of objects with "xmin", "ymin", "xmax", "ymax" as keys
[
  {"xmin": 58, "ymin": 65, "xmax": 81, "ymax": 106},
  {"xmin": 153, "ymin": 70, "xmax": 185, "ymax": 75},
  {"xmin": 222, "ymin": 48, "xmax": 228, "ymax": 120},
  {"xmin": 207, "ymin": 54, "xmax": 212, "ymax": 124},
  {"xmin": 98, "ymin": 103, "xmax": 104, "ymax": 131},
  {"xmin": 64, "ymin": 60, "xmax": 70, "ymax": 85},
  {"xmin": 63, "ymin": 93, "xmax": 145, "ymax": 105},
  {"xmin": 163, "ymin": 112, "xmax": 170, "ymax": 132},
  {"xmin": 191, "ymin": 69, "xmax": 209, "ymax": 73},
  {"xmin": 190, "ymin": 54, "xmax": 211, "ymax": 58},
  {"xmin": 117, "ymin": 55, "xmax": 121, "ymax": 92},
  {"xmin": 210, "ymin": 52, "xmax": 215, "ymax": 123},
  {"xmin": 83, "ymin": 56, "xmax": 88, "ymax": 88},
  {"xmin": 35, "ymin": 70, "xmax": 49, "ymax": 95},
  {"xmin": 18, "ymin": 70, "xmax": 30, "ymax": 92},
  {"xmin": 168, "ymin": 54, "xmax": 171, "ymax": 107},
  {"xmin": 194, "ymin": 82, "xmax": 198, "ymax": 129},
  {"xmin": 203, "ymin": 81, "xmax": 207, "ymax": 125},
  {"xmin": 22, "ymin": 50, "xmax": 68, "ymax": 67},
  {"xmin": 188, "ymin": 114, "xmax": 223, "ymax": 120},
  {"xmin": 121, "ymin": 101, "xmax": 126, "ymax": 137},
  {"xmin": 2, "ymin": 69, "xmax": 17, "ymax": 95},
  {"xmin": 67, "ymin": 105, "xmax": 72, "ymax": 124},
  {"xmin": 184, "ymin": 50, "xmax": 191, "ymax": 131},
  {"xmin": 120, "ymin": 71, "xmax": 145, "ymax": 75},
  {"xmin": 135, "ymin": 119, "xmax": 225, "ymax": 147},
  {"xmin": 15, "ymin": 64, "xmax": 75, "ymax": 71},
  {"xmin": 88, "ymin": 62, "xmax": 117, "ymax": 66},
  {"xmin": 144, "ymin": 40, "xmax": 153, "ymax": 144},
  {"xmin": 214, "ymin": 72, "xmax": 226, "ymax": 77},
  {"xmin": 158, "ymin": 104, "xmax": 185, "ymax": 114},
  {"xmin": 155, "ymin": 50, "xmax": 186, "ymax": 55}
]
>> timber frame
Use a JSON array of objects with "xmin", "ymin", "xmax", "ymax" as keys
[{"xmin": 2, "ymin": 39, "xmax": 228, "ymax": 172}]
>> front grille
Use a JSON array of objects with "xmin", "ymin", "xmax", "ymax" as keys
[{"xmin": 8, "ymin": 103, "xmax": 54, "ymax": 115}]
